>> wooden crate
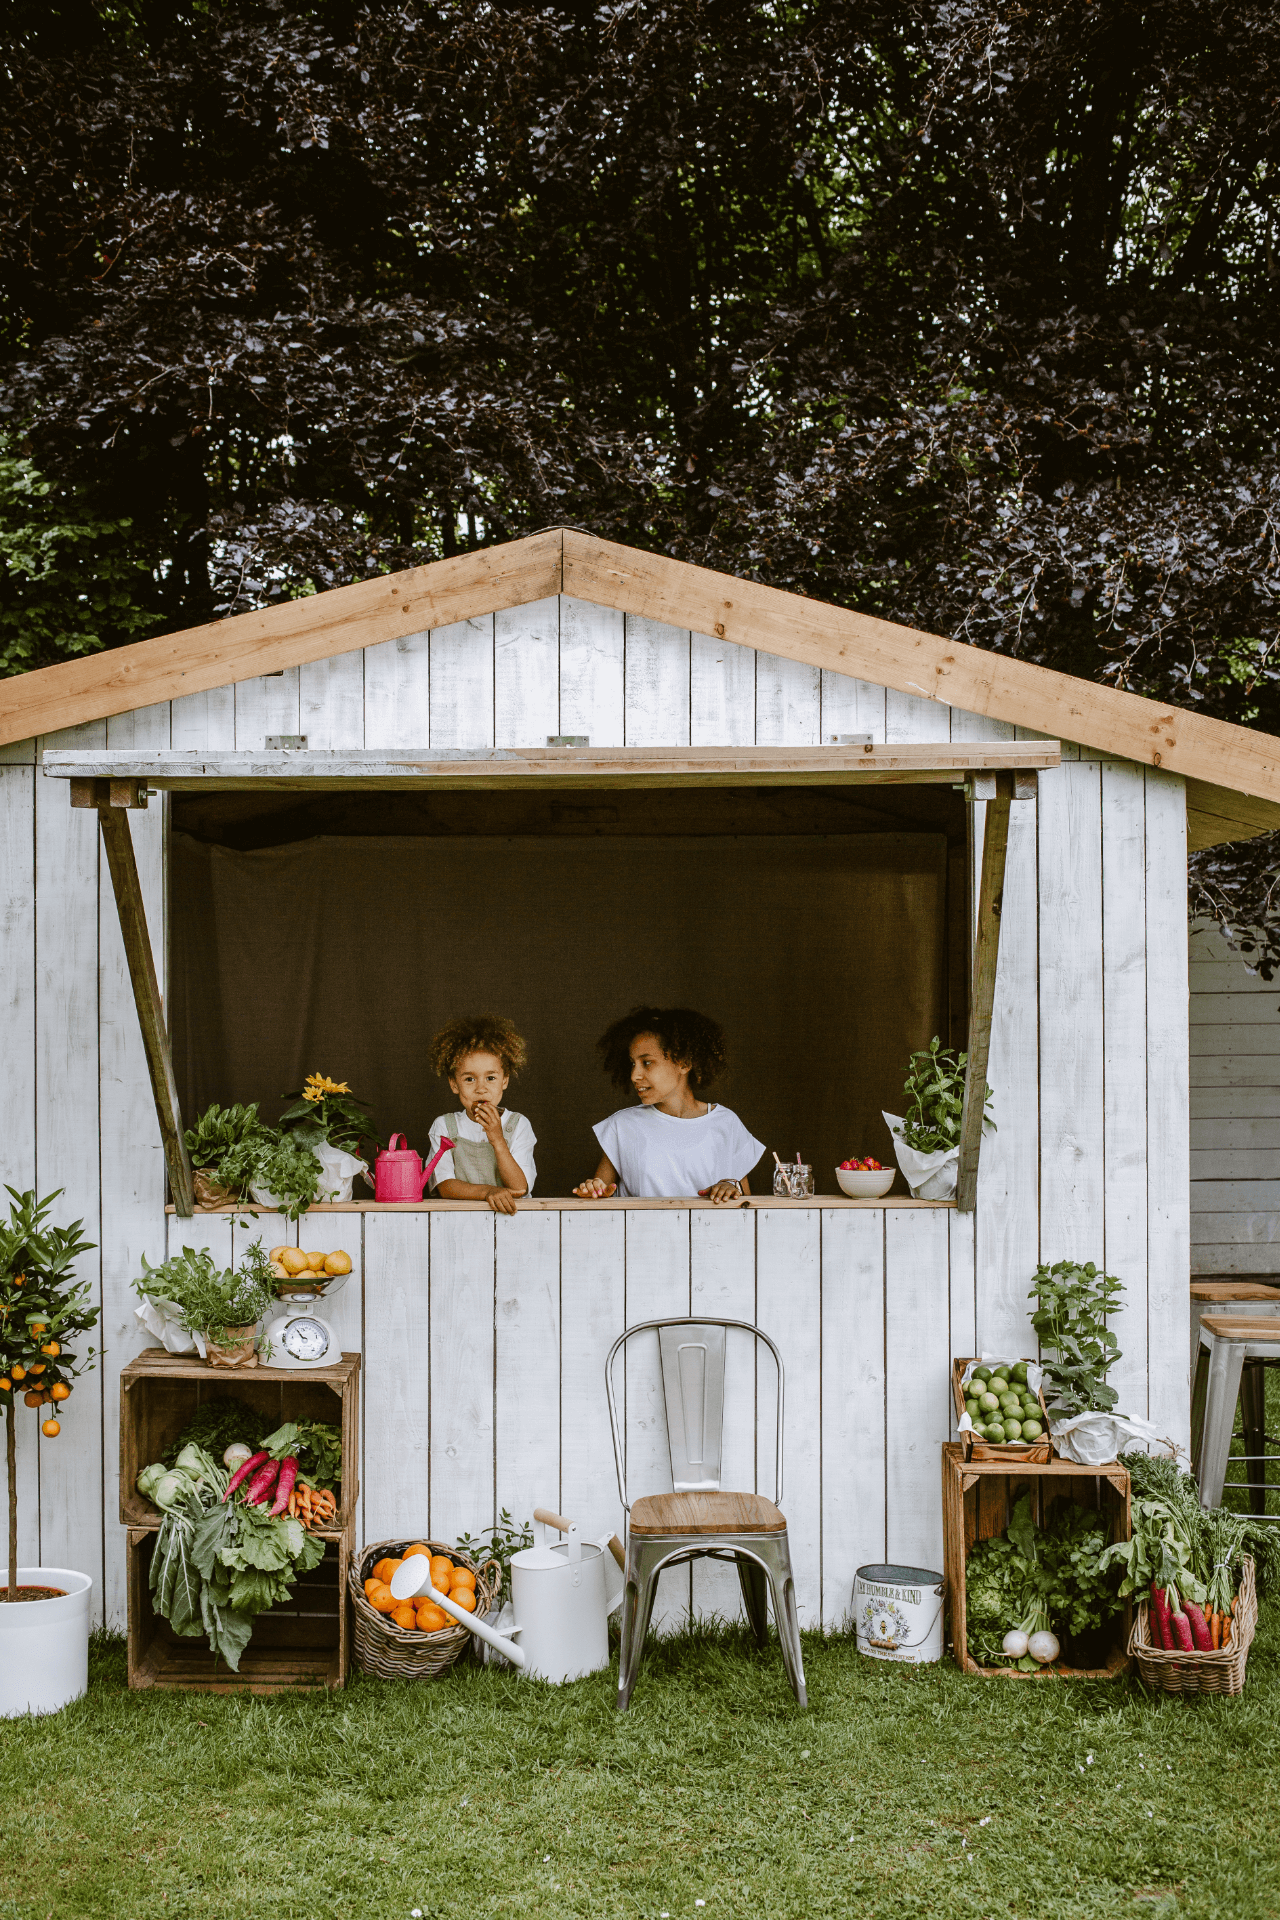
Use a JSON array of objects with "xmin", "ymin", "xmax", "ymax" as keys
[
  {"xmin": 127, "ymin": 1525, "xmax": 350, "ymax": 1692},
  {"xmin": 941, "ymin": 1442, "xmax": 1131, "ymax": 1678},
  {"xmin": 120, "ymin": 1349, "xmax": 359, "ymax": 1532},
  {"xmin": 952, "ymin": 1359, "xmax": 1051, "ymax": 1464}
]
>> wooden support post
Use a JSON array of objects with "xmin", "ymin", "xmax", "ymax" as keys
[
  {"xmin": 96, "ymin": 803, "xmax": 195, "ymax": 1217},
  {"xmin": 955, "ymin": 771, "xmax": 1014, "ymax": 1213}
]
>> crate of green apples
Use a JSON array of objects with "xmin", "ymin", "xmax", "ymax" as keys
[{"xmin": 952, "ymin": 1358, "xmax": 1052, "ymax": 1463}]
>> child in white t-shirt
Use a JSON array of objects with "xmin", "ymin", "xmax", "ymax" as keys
[
  {"xmin": 427, "ymin": 1014, "xmax": 537, "ymax": 1215},
  {"xmin": 573, "ymin": 1006, "xmax": 763, "ymax": 1202}
]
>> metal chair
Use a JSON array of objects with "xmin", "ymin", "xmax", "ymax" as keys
[
  {"xmin": 1194, "ymin": 1314, "xmax": 1280, "ymax": 1511},
  {"xmin": 605, "ymin": 1317, "xmax": 807, "ymax": 1711},
  {"xmin": 1189, "ymin": 1286, "xmax": 1280, "ymax": 1515}
]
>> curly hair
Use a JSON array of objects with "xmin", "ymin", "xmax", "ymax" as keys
[
  {"xmin": 429, "ymin": 1014, "xmax": 528, "ymax": 1083},
  {"xmin": 596, "ymin": 1006, "xmax": 728, "ymax": 1096}
]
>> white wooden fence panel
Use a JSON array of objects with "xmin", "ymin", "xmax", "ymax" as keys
[
  {"xmin": 756, "ymin": 1209, "xmax": 821, "ymax": 1628},
  {"xmin": 1039, "ymin": 762, "xmax": 1105, "ymax": 1263},
  {"xmin": 1102, "ymin": 763, "xmax": 1150, "ymax": 1413},
  {"xmin": 300, "ymin": 649, "xmax": 366, "ymax": 750},
  {"xmin": 689, "ymin": 1207, "xmax": 755, "ymax": 1623},
  {"xmin": 624, "ymin": 615, "xmax": 690, "ymax": 747},
  {"xmin": 691, "ymin": 631, "xmax": 755, "ymax": 746},
  {"xmin": 623, "ymin": 1209, "xmax": 690, "ymax": 1631},
  {"xmin": 285, "ymin": 1211, "xmax": 364, "ymax": 1542},
  {"xmin": 363, "ymin": 632, "xmax": 431, "ymax": 748},
  {"xmin": 820, "ymin": 673, "xmax": 886, "ymax": 742},
  {"xmin": 234, "ymin": 669, "xmax": 300, "ymax": 749},
  {"xmin": 1146, "ymin": 770, "xmax": 1190, "ymax": 1445},
  {"xmin": 558, "ymin": 598, "xmax": 625, "ymax": 746},
  {"xmin": 885, "ymin": 1207, "xmax": 950, "ymax": 1569},
  {"xmin": 430, "ymin": 617, "xmax": 495, "ymax": 751},
  {"xmin": 559, "ymin": 1210, "xmax": 626, "ymax": 1541},
  {"xmin": 949, "ymin": 705, "xmax": 1015, "ymax": 743},
  {"xmin": 428, "ymin": 1211, "xmax": 495, "ymax": 1543},
  {"xmin": 495, "ymin": 598, "xmax": 560, "ymax": 749},
  {"xmin": 494, "ymin": 1211, "xmax": 561, "ymax": 1525},
  {"xmin": 171, "ymin": 685, "xmax": 236, "ymax": 750},
  {"xmin": 821, "ymin": 1209, "xmax": 885, "ymax": 1628},
  {"xmin": 755, "ymin": 654, "xmax": 820, "ymax": 745},
  {"xmin": 887, "ymin": 689, "xmax": 951, "ymax": 742},
  {"xmin": 363, "ymin": 1213, "xmax": 429, "ymax": 1541},
  {"xmin": 0, "ymin": 760, "xmax": 39, "ymax": 1568}
]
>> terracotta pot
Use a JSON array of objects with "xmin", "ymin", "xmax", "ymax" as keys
[{"xmin": 204, "ymin": 1323, "xmax": 259, "ymax": 1368}]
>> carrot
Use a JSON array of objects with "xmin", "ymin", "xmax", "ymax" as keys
[{"xmin": 1210, "ymin": 1608, "xmax": 1221, "ymax": 1650}]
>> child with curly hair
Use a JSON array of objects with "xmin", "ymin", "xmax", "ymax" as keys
[
  {"xmin": 427, "ymin": 1014, "xmax": 536, "ymax": 1215},
  {"xmin": 573, "ymin": 1006, "xmax": 763, "ymax": 1204}
]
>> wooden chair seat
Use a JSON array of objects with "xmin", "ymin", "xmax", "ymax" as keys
[{"xmin": 629, "ymin": 1491, "xmax": 787, "ymax": 1535}]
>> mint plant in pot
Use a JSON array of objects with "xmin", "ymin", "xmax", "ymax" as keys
[
  {"xmin": 0, "ymin": 1188, "xmax": 100, "ymax": 1717},
  {"xmin": 134, "ymin": 1242, "xmax": 276, "ymax": 1368},
  {"xmin": 883, "ymin": 1037, "xmax": 994, "ymax": 1200},
  {"xmin": 183, "ymin": 1103, "xmax": 266, "ymax": 1209}
]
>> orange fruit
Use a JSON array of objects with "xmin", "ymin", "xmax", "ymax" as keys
[
  {"xmin": 450, "ymin": 1566, "xmax": 477, "ymax": 1593},
  {"xmin": 41, "ymin": 1419, "xmax": 60, "ymax": 1437},
  {"xmin": 0, "ymin": 1378, "xmax": 10, "ymax": 1392},
  {"xmin": 367, "ymin": 1582, "xmax": 397, "ymax": 1614},
  {"xmin": 24, "ymin": 1390, "xmax": 43, "ymax": 1407},
  {"xmin": 50, "ymin": 1383, "xmax": 70, "ymax": 1402},
  {"xmin": 416, "ymin": 1603, "xmax": 449, "ymax": 1633},
  {"xmin": 28, "ymin": 1362, "xmax": 45, "ymax": 1374},
  {"xmin": 40, "ymin": 1341, "xmax": 60, "ymax": 1356},
  {"xmin": 402, "ymin": 1542, "xmax": 430, "ymax": 1560},
  {"xmin": 429, "ymin": 1555, "xmax": 455, "ymax": 1590},
  {"xmin": 372, "ymin": 1557, "xmax": 402, "ymax": 1585},
  {"xmin": 363, "ymin": 1577, "xmax": 383, "ymax": 1600},
  {"xmin": 10, "ymin": 1364, "xmax": 25, "ymax": 1380},
  {"xmin": 449, "ymin": 1587, "xmax": 477, "ymax": 1614},
  {"xmin": 391, "ymin": 1602, "xmax": 417, "ymax": 1631}
]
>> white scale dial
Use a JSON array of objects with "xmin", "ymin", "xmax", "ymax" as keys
[{"xmin": 281, "ymin": 1315, "xmax": 331, "ymax": 1363}]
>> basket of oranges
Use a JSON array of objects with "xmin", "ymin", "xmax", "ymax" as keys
[{"xmin": 349, "ymin": 1538, "xmax": 501, "ymax": 1680}]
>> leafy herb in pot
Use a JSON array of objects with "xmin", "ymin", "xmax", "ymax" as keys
[
  {"xmin": 216, "ymin": 1131, "xmax": 323, "ymax": 1222},
  {"xmin": 1029, "ymin": 1259, "xmax": 1124, "ymax": 1414},
  {"xmin": 134, "ymin": 1243, "xmax": 275, "ymax": 1346},
  {"xmin": 899, "ymin": 1037, "xmax": 994, "ymax": 1153},
  {"xmin": 278, "ymin": 1072, "xmax": 380, "ymax": 1158},
  {"xmin": 183, "ymin": 1103, "xmax": 264, "ymax": 1172}
]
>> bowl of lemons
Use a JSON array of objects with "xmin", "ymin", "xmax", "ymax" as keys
[{"xmin": 268, "ymin": 1246, "xmax": 353, "ymax": 1299}]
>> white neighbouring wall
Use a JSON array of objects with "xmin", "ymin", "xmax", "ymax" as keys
[
  {"xmin": 1189, "ymin": 917, "xmax": 1280, "ymax": 1275},
  {"xmin": 0, "ymin": 595, "xmax": 1191, "ymax": 1629}
]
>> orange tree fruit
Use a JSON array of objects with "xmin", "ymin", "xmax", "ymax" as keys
[
  {"xmin": 50, "ymin": 1382, "xmax": 70, "ymax": 1402},
  {"xmin": 41, "ymin": 1419, "xmax": 60, "ymax": 1438}
]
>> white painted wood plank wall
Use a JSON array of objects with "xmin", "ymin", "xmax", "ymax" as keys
[
  {"xmin": 0, "ymin": 592, "xmax": 1193, "ymax": 1618},
  {"xmin": 1189, "ymin": 917, "xmax": 1280, "ymax": 1277}
]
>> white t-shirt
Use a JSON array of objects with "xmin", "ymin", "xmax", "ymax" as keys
[
  {"xmin": 428, "ymin": 1110, "xmax": 538, "ymax": 1193},
  {"xmin": 593, "ymin": 1104, "xmax": 764, "ymax": 1198}
]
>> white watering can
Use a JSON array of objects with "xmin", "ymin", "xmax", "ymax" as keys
[{"xmin": 389, "ymin": 1506, "xmax": 626, "ymax": 1684}]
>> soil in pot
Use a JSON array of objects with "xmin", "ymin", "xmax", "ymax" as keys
[{"xmin": 0, "ymin": 1586, "xmax": 67, "ymax": 1602}]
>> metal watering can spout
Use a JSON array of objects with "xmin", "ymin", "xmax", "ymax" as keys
[{"xmin": 388, "ymin": 1558, "xmax": 529, "ymax": 1666}]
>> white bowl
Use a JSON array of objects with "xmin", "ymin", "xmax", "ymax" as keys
[{"xmin": 835, "ymin": 1166, "xmax": 895, "ymax": 1198}]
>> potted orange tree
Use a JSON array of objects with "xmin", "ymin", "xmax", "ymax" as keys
[{"xmin": 0, "ymin": 1188, "xmax": 99, "ymax": 1716}]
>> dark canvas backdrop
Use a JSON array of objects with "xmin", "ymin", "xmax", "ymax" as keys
[{"xmin": 171, "ymin": 830, "xmax": 949, "ymax": 1197}]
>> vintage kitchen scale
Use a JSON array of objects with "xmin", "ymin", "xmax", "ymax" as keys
[{"xmin": 262, "ymin": 1261, "xmax": 350, "ymax": 1370}]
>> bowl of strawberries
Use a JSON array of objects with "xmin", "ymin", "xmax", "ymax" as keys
[{"xmin": 835, "ymin": 1156, "xmax": 895, "ymax": 1198}]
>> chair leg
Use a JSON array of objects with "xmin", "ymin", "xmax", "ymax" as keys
[
  {"xmin": 756, "ymin": 1537, "xmax": 807, "ymax": 1709},
  {"xmin": 736, "ymin": 1555, "xmax": 769, "ymax": 1647},
  {"xmin": 1241, "ymin": 1360, "xmax": 1268, "ymax": 1517},
  {"xmin": 1189, "ymin": 1343, "xmax": 1210, "ymax": 1474},
  {"xmin": 617, "ymin": 1542, "xmax": 663, "ymax": 1711},
  {"xmin": 1197, "ymin": 1337, "xmax": 1247, "ymax": 1508}
]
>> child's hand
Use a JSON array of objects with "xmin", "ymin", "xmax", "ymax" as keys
[
  {"xmin": 487, "ymin": 1185, "xmax": 518, "ymax": 1215},
  {"xmin": 573, "ymin": 1178, "xmax": 618, "ymax": 1199},
  {"xmin": 471, "ymin": 1098, "xmax": 504, "ymax": 1144},
  {"xmin": 704, "ymin": 1180, "xmax": 743, "ymax": 1206}
]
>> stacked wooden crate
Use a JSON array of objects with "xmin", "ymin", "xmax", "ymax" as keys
[{"xmin": 120, "ymin": 1349, "xmax": 360, "ymax": 1692}]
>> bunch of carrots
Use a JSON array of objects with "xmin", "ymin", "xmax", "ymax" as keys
[{"xmin": 287, "ymin": 1481, "xmax": 337, "ymax": 1529}]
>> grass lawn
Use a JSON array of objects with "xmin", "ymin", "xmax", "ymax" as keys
[{"xmin": 2, "ymin": 1610, "xmax": 1280, "ymax": 1920}]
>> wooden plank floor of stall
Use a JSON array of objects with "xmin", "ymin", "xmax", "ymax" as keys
[{"xmin": 941, "ymin": 1443, "xmax": 1132, "ymax": 1679}]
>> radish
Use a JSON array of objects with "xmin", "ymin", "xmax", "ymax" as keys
[
  {"xmin": 1149, "ymin": 1583, "xmax": 1173, "ymax": 1649},
  {"xmin": 1184, "ymin": 1600, "xmax": 1213, "ymax": 1652},
  {"xmin": 1167, "ymin": 1587, "xmax": 1195, "ymax": 1654},
  {"xmin": 222, "ymin": 1449, "xmax": 267, "ymax": 1502},
  {"xmin": 244, "ymin": 1457, "xmax": 280, "ymax": 1505},
  {"xmin": 268, "ymin": 1455, "xmax": 299, "ymax": 1517},
  {"xmin": 1002, "ymin": 1629, "xmax": 1029, "ymax": 1659},
  {"xmin": 1027, "ymin": 1630, "xmax": 1060, "ymax": 1665}
]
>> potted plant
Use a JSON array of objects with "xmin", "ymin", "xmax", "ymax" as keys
[
  {"xmin": 134, "ymin": 1242, "xmax": 276, "ymax": 1367},
  {"xmin": 0, "ymin": 1187, "xmax": 100, "ymax": 1717},
  {"xmin": 183, "ymin": 1102, "xmax": 266, "ymax": 1209},
  {"xmin": 278, "ymin": 1071, "xmax": 381, "ymax": 1202},
  {"xmin": 882, "ymin": 1037, "xmax": 994, "ymax": 1200}
]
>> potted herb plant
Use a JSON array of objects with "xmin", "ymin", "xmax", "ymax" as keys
[
  {"xmin": 134, "ymin": 1242, "xmax": 276, "ymax": 1368},
  {"xmin": 183, "ymin": 1103, "xmax": 266, "ymax": 1209},
  {"xmin": 1030, "ymin": 1259, "xmax": 1124, "ymax": 1415},
  {"xmin": 883, "ymin": 1037, "xmax": 994, "ymax": 1200},
  {"xmin": 277, "ymin": 1071, "xmax": 381, "ymax": 1202},
  {"xmin": 0, "ymin": 1188, "xmax": 100, "ymax": 1717}
]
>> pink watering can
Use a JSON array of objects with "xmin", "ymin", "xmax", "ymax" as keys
[{"xmin": 369, "ymin": 1133, "xmax": 453, "ymax": 1202}]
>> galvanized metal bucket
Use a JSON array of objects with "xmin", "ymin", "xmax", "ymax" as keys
[{"xmin": 854, "ymin": 1562, "xmax": 944, "ymax": 1664}]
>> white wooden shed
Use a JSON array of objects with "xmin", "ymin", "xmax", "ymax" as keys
[{"xmin": 3, "ymin": 527, "xmax": 1280, "ymax": 1633}]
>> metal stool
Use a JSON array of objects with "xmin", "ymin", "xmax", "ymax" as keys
[
  {"xmin": 1189, "ymin": 1287, "xmax": 1280, "ymax": 1515},
  {"xmin": 1194, "ymin": 1314, "xmax": 1280, "ymax": 1510}
]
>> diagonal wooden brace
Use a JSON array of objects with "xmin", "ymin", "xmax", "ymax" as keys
[
  {"xmin": 955, "ymin": 771, "xmax": 1014, "ymax": 1213},
  {"xmin": 96, "ymin": 804, "xmax": 195, "ymax": 1216}
]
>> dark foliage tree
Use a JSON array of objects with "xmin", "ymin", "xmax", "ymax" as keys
[{"xmin": 2, "ymin": 0, "xmax": 1279, "ymax": 943}]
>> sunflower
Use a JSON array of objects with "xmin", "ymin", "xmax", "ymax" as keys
[{"xmin": 303, "ymin": 1073, "xmax": 351, "ymax": 1103}]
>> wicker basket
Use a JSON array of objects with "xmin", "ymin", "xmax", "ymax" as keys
[
  {"xmin": 953, "ymin": 1358, "xmax": 1052, "ymax": 1464},
  {"xmin": 349, "ymin": 1538, "xmax": 501, "ymax": 1681},
  {"xmin": 1129, "ymin": 1557, "xmax": 1258, "ymax": 1695}
]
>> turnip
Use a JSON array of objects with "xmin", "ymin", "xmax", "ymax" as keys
[
  {"xmin": 1002, "ymin": 1629, "xmax": 1030, "ymax": 1659},
  {"xmin": 1027, "ymin": 1630, "xmax": 1060, "ymax": 1664},
  {"xmin": 223, "ymin": 1443, "xmax": 254, "ymax": 1471}
]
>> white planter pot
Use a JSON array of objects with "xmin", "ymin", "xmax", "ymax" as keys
[{"xmin": 0, "ymin": 1567, "xmax": 92, "ymax": 1716}]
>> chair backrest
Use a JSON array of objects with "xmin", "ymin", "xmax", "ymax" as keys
[{"xmin": 604, "ymin": 1317, "xmax": 785, "ymax": 1511}]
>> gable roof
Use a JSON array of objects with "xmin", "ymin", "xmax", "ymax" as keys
[{"xmin": 3, "ymin": 526, "xmax": 1277, "ymax": 848}]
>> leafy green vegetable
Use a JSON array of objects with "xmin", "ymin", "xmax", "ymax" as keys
[
  {"xmin": 261, "ymin": 1420, "xmax": 342, "ymax": 1494},
  {"xmin": 899, "ymin": 1037, "xmax": 993, "ymax": 1153},
  {"xmin": 162, "ymin": 1396, "xmax": 266, "ymax": 1468},
  {"xmin": 216, "ymin": 1132, "xmax": 323, "ymax": 1222},
  {"xmin": 966, "ymin": 1493, "xmax": 1122, "ymax": 1668},
  {"xmin": 183, "ymin": 1102, "xmax": 265, "ymax": 1171},
  {"xmin": 134, "ymin": 1245, "xmax": 274, "ymax": 1342},
  {"xmin": 1030, "ymin": 1259, "xmax": 1124, "ymax": 1413}
]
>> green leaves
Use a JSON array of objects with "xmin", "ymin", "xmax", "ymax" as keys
[
  {"xmin": 966, "ymin": 1493, "xmax": 1122, "ymax": 1666},
  {"xmin": 183, "ymin": 1103, "xmax": 264, "ymax": 1168},
  {"xmin": 134, "ymin": 1245, "xmax": 274, "ymax": 1342},
  {"xmin": 899, "ymin": 1038, "xmax": 993, "ymax": 1154},
  {"xmin": 1029, "ymin": 1260, "xmax": 1124, "ymax": 1414},
  {"xmin": 261, "ymin": 1419, "xmax": 342, "ymax": 1494}
]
